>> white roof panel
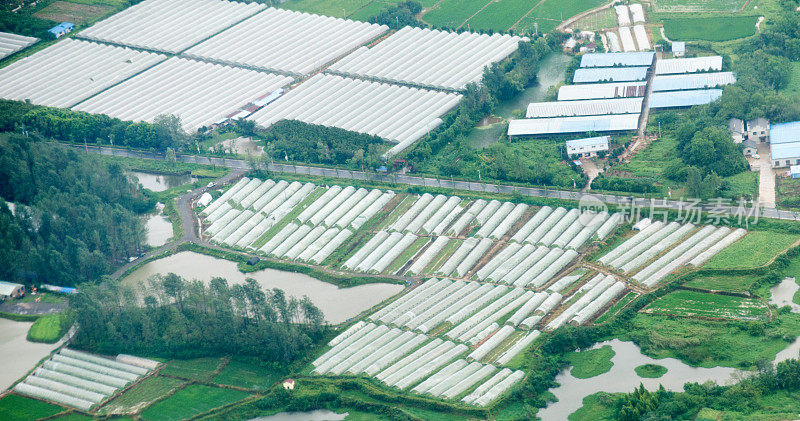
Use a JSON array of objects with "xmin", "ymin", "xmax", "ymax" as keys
[
  {"xmin": 655, "ymin": 56, "xmax": 723, "ymax": 74},
  {"xmin": 508, "ymin": 114, "xmax": 640, "ymax": 136},
  {"xmin": 573, "ymin": 67, "xmax": 648, "ymax": 83},
  {"xmin": 558, "ymin": 82, "xmax": 647, "ymax": 100},
  {"xmin": 652, "ymin": 72, "xmax": 736, "ymax": 91},
  {"xmin": 580, "ymin": 52, "xmax": 653, "ymax": 67},
  {"xmin": 526, "ymin": 97, "xmax": 642, "ymax": 118},
  {"xmin": 648, "ymin": 89, "xmax": 723, "ymax": 108}
]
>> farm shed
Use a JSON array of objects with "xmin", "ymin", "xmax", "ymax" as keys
[
  {"xmin": 579, "ymin": 52, "xmax": 654, "ymax": 67},
  {"xmin": 0, "ymin": 32, "xmax": 38, "ymax": 60},
  {"xmin": 770, "ymin": 121, "xmax": 800, "ymax": 167},
  {"xmin": 558, "ymin": 82, "xmax": 647, "ymax": 100},
  {"xmin": 648, "ymin": 89, "xmax": 722, "ymax": 108},
  {"xmin": 526, "ymin": 98, "xmax": 643, "ymax": 118},
  {"xmin": 655, "ymin": 56, "xmax": 723, "ymax": 74},
  {"xmin": 671, "ymin": 41, "xmax": 685, "ymax": 57},
  {"xmin": 327, "ymin": 26, "xmax": 526, "ymax": 90},
  {"xmin": 508, "ymin": 114, "xmax": 639, "ymax": 136},
  {"xmin": 48, "ymin": 23, "xmax": 73, "ymax": 39},
  {"xmin": 74, "ymin": 57, "xmax": 292, "ymax": 132},
  {"xmin": 0, "ymin": 281, "xmax": 24, "ymax": 299},
  {"xmin": 652, "ymin": 72, "xmax": 736, "ymax": 92},
  {"xmin": 78, "ymin": 0, "xmax": 266, "ymax": 53},
  {"xmin": 183, "ymin": 8, "xmax": 388, "ymax": 75},
  {"xmin": 0, "ymin": 39, "xmax": 166, "ymax": 108},
  {"xmin": 566, "ymin": 136, "xmax": 610, "ymax": 158},
  {"xmin": 573, "ymin": 67, "xmax": 649, "ymax": 83}
]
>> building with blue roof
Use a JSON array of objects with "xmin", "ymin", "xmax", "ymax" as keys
[
  {"xmin": 48, "ymin": 23, "xmax": 74, "ymax": 39},
  {"xmin": 566, "ymin": 136, "xmax": 610, "ymax": 158},
  {"xmin": 648, "ymin": 89, "xmax": 723, "ymax": 109},
  {"xmin": 770, "ymin": 121, "xmax": 800, "ymax": 167}
]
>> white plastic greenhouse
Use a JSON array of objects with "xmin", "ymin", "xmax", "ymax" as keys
[
  {"xmin": 468, "ymin": 325, "xmax": 515, "ymax": 361},
  {"xmin": 406, "ymin": 236, "xmax": 449, "ymax": 275},
  {"xmin": 495, "ymin": 330, "xmax": 540, "ymax": 365},
  {"xmin": 421, "ymin": 196, "xmax": 461, "ymax": 234}
]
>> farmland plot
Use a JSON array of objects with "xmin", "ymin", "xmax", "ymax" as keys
[{"xmin": 643, "ymin": 290, "xmax": 770, "ymax": 321}]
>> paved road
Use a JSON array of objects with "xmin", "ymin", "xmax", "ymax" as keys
[{"xmin": 73, "ymin": 144, "xmax": 800, "ymax": 222}]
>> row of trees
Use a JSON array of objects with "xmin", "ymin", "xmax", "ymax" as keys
[
  {"xmin": 0, "ymin": 133, "xmax": 152, "ymax": 286},
  {"xmin": 71, "ymin": 274, "xmax": 327, "ymax": 361}
]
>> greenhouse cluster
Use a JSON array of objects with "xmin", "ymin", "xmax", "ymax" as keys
[
  {"xmin": 14, "ymin": 348, "xmax": 157, "ymax": 411},
  {"xmin": 327, "ymin": 27, "xmax": 527, "ymax": 91},
  {"xmin": 77, "ymin": 0, "xmax": 266, "ymax": 54},
  {"xmin": 183, "ymin": 7, "xmax": 388, "ymax": 75},
  {"xmin": 598, "ymin": 219, "xmax": 748, "ymax": 287},
  {"xmin": 0, "ymin": 39, "xmax": 166, "ymax": 108},
  {"xmin": 74, "ymin": 57, "xmax": 293, "ymax": 132},
  {"xmin": 0, "ymin": 32, "xmax": 38, "ymax": 61}
]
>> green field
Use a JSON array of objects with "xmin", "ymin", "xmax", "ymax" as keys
[
  {"xmin": 159, "ymin": 357, "xmax": 223, "ymax": 381},
  {"xmin": 703, "ymin": 231, "xmax": 798, "ymax": 269},
  {"xmin": 635, "ymin": 363, "xmax": 668, "ymax": 378},
  {"xmin": 653, "ymin": 0, "xmax": 746, "ymax": 12},
  {"xmin": 98, "ymin": 376, "xmax": 185, "ymax": 415},
  {"xmin": 568, "ymin": 392, "xmax": 619, "ymax": 420},
  {"xmin": 618, "ymin": 312, "xmax": 800, "ymax": 368},
  {"xmin": 348, "ymin": 1, "xmax": 389, "ymax": 20},
  {"xmin": 422, "ymin": 0, "xmax": 489, "ymax": 29},
  {"xmin": 27, "ymin": 313, "xmax": 72, "ymax": 343},
  {"xmin": 0, "ymin": 394, "xmax": 64, "ymax": 421},
  {"xmin": 643, "ymin": 290, "xmax": 769, "ymax": 321},
  {"xmin": 141, "ymin": 385, "xmax": 250, "ymax": 421},
  {"xmin": 662, "ymin": 16, "xmax": 758, "ymax": 41},
  {"xmin": 566, "ymin": 345, "xmax": 615, "ymax": 379},
  {"xmin": 212, "ymin": 358, "xmax": 284, "ymax": 390},
  {"xmin": 463, "ymin": 0, "xmax": 532, "ymax": 32},
  {"xmin": 684, "ymin": 273, "xmax": 758, "ymax": 293},
  {"xmin": 523, "ymin": 0, "xmax": 608, "ymax": 33}
]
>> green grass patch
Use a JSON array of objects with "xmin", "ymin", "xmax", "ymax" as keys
[
  {"xmin": 522, "ymin": 0, "xmax": 608, "ymax": 34},
  {"xmin": 653, "ymin": 0, "xmax": 746, "ymax": 12},
  {"xmin": 463, "ymin": 0, "xmax": 533, "ymax": 32},
  {"xmin": 723, "ymin": 170, "xmax": 759, "ymax": 200},
  {"xmin": 703, "ymin": 231, "xmax": 798, "ymax": 269},
  {"xmin": 662, "ymin": 16, "xmax": 758, "ymax": 41},
  {"xmin": 93, "ymin": 153, "xmax": 229, "ymax": 179},
  {"xmin": 140, "ymin": 384, "xmax": 250, "ymax": 421},
  {"xmin": 212, "ymin": 358, "xmax": 285, "ymax": 391},
  {"xmin": 684, "ymin": 273, "xmax": 757, "ymax": 293},
  {"xmin": 568, "ymin": 392, "xmax": 619, "ymax": 420},
  {"xmin": 27, "ymin": 312, "xmax": 73, "ymax": 343},
  {"xmin": 617, "ymin": 312, "xmax": 800, "ymax": 368},
  {"xmin": 634, "ymin": 363, "xmax": 668, "ymax": 378},
  {"xmin": 777, "ymin": 175, "xmax": 800, "ymax": 209},
  {"xmin": 98, "ymin": 376, "xmax": 185, "ymax": 415},
  {"xmin": 159, "ymin": 357, "xmax": 223, "ymax": 381},
  {"xmin": 18, "ymin": 292, "xmax": 65, "ymax": 304},
  {"xmin": 565, "ymin": 345, "xmax": 615, "ymax": 379},
  {"xmin": 422, "ymin": 0, "xmax": 489, "ymax": 29},
  {"xmin": 643, "ymin": 290, "xmax": 770, "ymax": 321},
  {"xmin": 0, "ymin": 394, "xmax": 64, "ymax": 421},
  {"xmin": 347, "ymin": 1, "xmax": 388, "ymax": 20}
]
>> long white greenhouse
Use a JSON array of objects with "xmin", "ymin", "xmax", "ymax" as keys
[
  {"xmin": 0, "ymin": 32, "xmax": 38, "ymax": 60},
  {"xmin": 183, "ymin": 8, "xmax": 388, "ymax": 75},
  {"xmin": 327, "ymin": 26, "xmax": 526, "ymax": 91},
  {"xmin": 74, "ymin": 57, "xmax": 293, "ymax": 132},
  {"xmin": 77, "ymin": 0, "xmax": 266, "ymax": 54}
]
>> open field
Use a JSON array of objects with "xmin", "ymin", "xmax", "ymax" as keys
[
  {"xmin": 662, "ymin": 16, "xmax": 758, "ymax": 41},
  {"xmin": 684, "ymin": 274, "xmax": 758, "ymax": 293},
  {"xmin": 140, "ymin": 384, "xmax": 250, "ymax": 421},
  {"xmin": 653, "ymin": 0, "xmax": 746, "ymax": 12},
  {"xmin": 463, "ymin": 0, "xmax": 533, "ymax": 32},
  {"xmin": 212, "ymin": 358, "xmax": 285, "ymax": 390},
  {"xmin": 643, "ymin": 290, "xmax": 770, "ymax": 321},
  {"xmin": 566, "ymin": 345, "xmax": 615, "ymax": 379},
  {"xmin": 26, "ymin": 313, "xmax": 72, "ymax": 343},
  {"xmin": 703, "ymin": 231, "xmax": 798, "ymax": 269},
  {"xmin": 0, "ymin": 394, "xmax": 64, "ymax": 421},
  {"xmin": 34, "ymin": 1, "xmax": 115, "ymax": 24},
  {"xmin": 777, "ymin": 176, "xmax": 800, "ymax": 208},
  {"xmin": 422, "ymin": 0, "xmax": 489, "ymax": 29},
  {"xmin": 98, "ymin": 376, "xmax": 185, "ymax": 415},
  {"xmin": 159, "ymin": 357, "xmax": 223, "ymax": 381}
]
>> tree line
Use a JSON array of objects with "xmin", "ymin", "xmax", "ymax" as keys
[
  {"xmin": 71, "ymin": 274, "xmax": 327, "ymax": 361},
  {"xmin": 0, "ymin": 133, "xmax": 152, "ymax": 286}
]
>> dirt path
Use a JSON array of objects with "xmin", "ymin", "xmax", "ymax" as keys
[
  {"xmin": 554, "ymin": 0, "xmax": 617, "ymax": 32},
  {"xmin": 753, "ymin": 143, "xmax": 776, "ymax": 208}
]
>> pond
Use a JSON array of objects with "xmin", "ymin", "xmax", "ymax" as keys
[
  {"xmin": 129, "ymin": 171, "xmax": 197, "ymax": 192},
  {"xmin": 121, "ymin": 251, "xmax": 404, "ymax": 324},
  {"xmin": 144, "ymin": 203, "xmax": 173, "ymax": 247},
  {"xmin": 769, "ymin": 277, "xmax": 800, "ymax": 313},
  {"xmin": 540, "ymin": 339, "xmax": 739, "ymax": 420},
  {"xmin": 250, "ymin": 410, "xmax": 347, "ymax": 421},
  {"xmin": 0, "ymin": 318, "xmax": 64, "ymax": 392},
  {"xmin": 467, "ymin": 52, "xmax": 573, "ymax": 148}
]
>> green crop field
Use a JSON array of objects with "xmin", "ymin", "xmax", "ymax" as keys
[
  {"xmin": 212, "ymin": 358, "xmax": 285, "ymax": 390},
  {"xmin": 684, "ymin": 274, "xmax": 758, "ymax": 293},
  {"xmin": 159, "ymin": 357, "xmax": 223, "ymax": 381},
  {"xmin": 141, "ymin": 385, "xmax": 250, "ymax": 421},
  {"xmin": 635, "ymin": 363, "xmax": 668, "ymax": 378},
  {"xmin": 463, "ymin": 0, "xmax": 532, "ymax": 32},
  {"xmin": 98, "ymin": 376, "xmax": 185, "ymax": 415},
  {"xmin": 0, "ymin": 395, "xmax": 64, "ymax": 421},
  {"xmin": 565, "ymin": 345, "xmax": 615, "ymax": 379},
  {"xmin": 348, "ymin": 1, "xmax": 388, "ymax": 20},
  {"xmin": 643, "ymin": 290, "xmax": 769, "ymax": 321},
  {"xmin": 653, "ymin": 0, "xmax": 746, "ymax": 12},
  {"xmin": 422, "ymin": 0, "xmax": 489, "ymax": 29},
  {"xmin": 703, "ymin": 231, "xmax": 798, "ymax": 269},
  {"xmin": 27, "ymin": 313, "xmax": 72, "ymax": 343},
  {"xmin": 662, "ymin": 16, "xmax": 758, "ymax": 41}
]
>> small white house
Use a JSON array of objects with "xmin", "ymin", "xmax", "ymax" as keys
[
  {"xmin": 566, "ymin": 136, "xmax": 610, "ymax": 158},
  {"xmin": 0, "ymin": 281, "xmax": 25, "ymax": 299},
  {"xmin": 747, "ymin": 117, "xmax": 770, "ymax": 142},
  {"xmin": 729, "ymin": 118, "xmax": 745, "ymax": 143},
  {"xmin": 672, "ymin": 41, "xmax": 685, "ymax": 57}
]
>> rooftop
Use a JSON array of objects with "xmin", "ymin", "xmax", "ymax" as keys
[
  {"xmin": 566, "ymin": 136, "xmax": 610, "ymax": 149},
  {"xmin": 579, "ymin": 52, "xmax": 654, "ymax": 68},
  {"xmin": 769, "ymin": 121, "xmax": 800, "ymax": 144}
]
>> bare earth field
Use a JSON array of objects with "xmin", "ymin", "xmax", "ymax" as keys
[{"xmin": 34, "ymin": 1, "xmax": 114, "ymax": 24}]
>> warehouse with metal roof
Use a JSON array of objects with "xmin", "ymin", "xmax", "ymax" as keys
[
  {"xmin": 652, "ymin": 72, "xmax": 736, "ymax": 92},
  {"xmin": 770, "ymin": 121, "xmax": 800, "ymax": 167},
  {"xmin": 648, "ymin": 89, "xmax": 722, "ymax": 108},
  {"xmin": 655, "ymin": 56, "xmax": 723, "ymax": 74},
  {"xmin": 508, "ymin": 114, "xmax": 639, "ymax": 136},
  {"xmin": 573, "ymin": 67, "xmax": 649, "ymax": 83},
  {"xmin": 526, "ymin": 97, "xmax": 642, "ymax": 118},
  {"xmin": 558, "ymin": 82, "xmax": 647, "ymax": 100},
  {"xmin": 580, "ymin": 52, "xmax": 654, "ymax": 67}
]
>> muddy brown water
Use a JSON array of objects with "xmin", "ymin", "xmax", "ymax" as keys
[{"xmin": 0, "ymin": 318, "xmax": 64, "ymax": 392}]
